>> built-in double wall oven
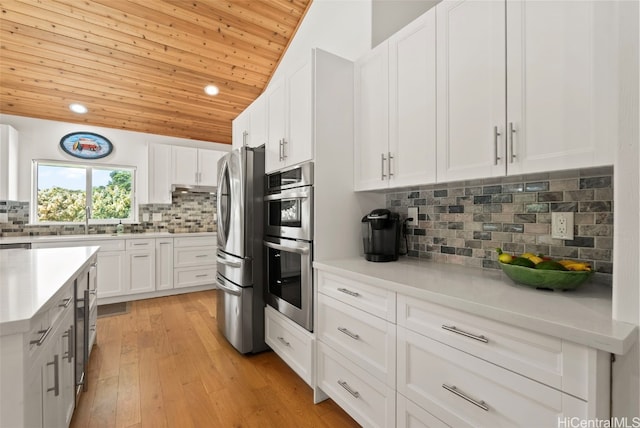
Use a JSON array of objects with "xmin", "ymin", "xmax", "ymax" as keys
[{"xmin": 264, "ymin": 162, "xmax": 314, "ymax": 331}]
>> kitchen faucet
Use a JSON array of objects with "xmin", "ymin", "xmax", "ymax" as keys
[{"xmin": 85, "ymin": 206, "xmax": 90, "ymax": 234}]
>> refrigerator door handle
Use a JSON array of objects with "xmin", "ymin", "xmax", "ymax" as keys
[
  {"xmin": 216, "ymin": 274, "xmax": 243, "ymax": 296},
  {"xmin": 263, "ymin": 240, "xmax": 310, "ymax": 255},
  {"xmin": 216, "ymin": 251, "xmax": 242, "ymax": 268}
]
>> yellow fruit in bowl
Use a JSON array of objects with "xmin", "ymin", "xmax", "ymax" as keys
[
  {"xmin": 498, "ymin": 253, "xmax": 513, "ymax": 264},
  {"xmin": 520, "ymin": 252, "xmax": 536, "ymax": 260},
  {"xmin": 528, "ymin": 255, "xmax": 544, "ymax": 265}
]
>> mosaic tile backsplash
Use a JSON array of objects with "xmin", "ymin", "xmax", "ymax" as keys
[
  {"xmin": 386, "ymin": 167, "xmax": 614, "ymax": 275},
  {"xmin": 0, "ymin": 191, "xmax": 216, "ymax": 236}
]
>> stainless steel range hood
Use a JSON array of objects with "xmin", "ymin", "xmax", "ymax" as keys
[{"xmin": 171, "ymin": 184, "xmax": 217, "ymax": 193}]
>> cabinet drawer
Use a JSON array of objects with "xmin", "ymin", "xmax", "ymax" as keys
[
  {"xmin": 126, "ymin": 238, "xmax": 155, "ymax": 250},
  {"xmin": 173, "ymin": 266, "xmax": 216, "ymax": 288},
  {"xmin": 264, "ymin": 306, "xmax": 313, "ymax": 385},
  {"xmin": 316, "ymin": 341, "xmax": 395, "ymax": 428},
  {"xmin": 397, "ymin": 393, "xmax": 449, "ymax": 428},
  {"xmin": 397, "ymin": 294, "xmax": 596, "ymax": 399},
  {"xmin": 174, "ymin": 246, "xmax": 216, "ymax": 267},
  {"xmin": 48, "ymin": 282, "xmax": 74, "ymax": 328},
  {"xmin": 317, "ymin": 293, "xmax": 396, "ymax": 387},
  {"xmin": 317, "ymin": 271, "xmax": 396, "ymax": 322},
  {"xmin": 173, "ymin": 236, "xmax": 216, "ymax": 248},
  {"xmin": 397, "ymin": 327, "xmax": 587, "ymax": 427}
]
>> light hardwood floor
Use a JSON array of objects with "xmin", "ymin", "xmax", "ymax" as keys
[{"xmin": 71, "ymin": 290, "xmax": 359, "ymax": 428}]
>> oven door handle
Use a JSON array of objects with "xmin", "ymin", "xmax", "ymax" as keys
[
  {"xmin": 264, "ymin": 189, "xmax": 310, "ymax": 201},
  {"xmin": 263, "ymin": 240, "xmax": 310, "ymax": 255},
  {"xmin": 216, "ymin": 274, "xmax": 242, "ymax": 296}
]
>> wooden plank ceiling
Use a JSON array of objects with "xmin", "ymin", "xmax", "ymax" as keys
[{"xmin": 0, "ymin": 0, "xmax": 312, "ymax": 144}]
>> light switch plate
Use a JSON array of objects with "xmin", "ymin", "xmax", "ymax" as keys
[
  {"xmin": 408, "ymin": 207, "xmax": 419, "ymax": 226},
  {"xmin": 551, "ymin": 212, "xmax": 574, "ymax": 240},
  {"xmin": 0, "ymin": 213, "xmax": 8, "ymax": 223},
  {"xmin": 142, "ymin": 213, "xmax": 150, "ymax": 222},
  {"xmin": 152, "ymin": 213, "xmax": 163, "ymax": 222}
]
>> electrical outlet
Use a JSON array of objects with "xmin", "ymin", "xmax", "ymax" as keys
[
  {"xmin": 552, "ymin": 212, "xmax": 574, "ymax": 240},
  {"xmin": 408, "ymin": 207, "xmax": 419, "ymax": 226},
  {"xmin": 152, "ymin": 213, "xmax": 163, "ymax": 222},
  {"xmin": 142, "ymin": 213, "xmax": 150, "ymax": 222}
]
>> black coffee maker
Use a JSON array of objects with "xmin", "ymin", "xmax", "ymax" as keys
[{"xmin": 361, "ymin": 209, "xmax": 401, "ymax": 262}]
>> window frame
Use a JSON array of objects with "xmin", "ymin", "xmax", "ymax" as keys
[{"xmin": 31, "ymin": 159, "xmax": 137, "ymax": 225}]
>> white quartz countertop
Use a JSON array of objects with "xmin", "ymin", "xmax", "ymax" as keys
[
  {"xmin": 314, "ymin": 258, "xmax": 638, "ymax": 355},
  {"xmin": 0, "ymin": 246, "xmax": 99, "ymax": 336},
  {"xmin": 0, "ymin": 231, "xmax": 216, "ymax": 245}
]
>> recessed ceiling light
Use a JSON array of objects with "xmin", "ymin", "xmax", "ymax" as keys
[
  {"xmin": 204, "ymin": 84, "xmax": 219, "ymax": 96},
  {"xmin": 69, "ymin": 103, "xmax": 88, "ymax": 114}
]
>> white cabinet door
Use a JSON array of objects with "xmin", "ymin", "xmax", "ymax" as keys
[
  {"xmin": 41, "ymin": 335, "xmax": 63, "ymax": 428},
  {"xmin": 266, "ymin": 77, "xmax": 287, "ymax": 173},
  {"xmin": 148, "ymin": 143, "xmax": 172, "ymax": 204},
  {"xmin": 286, "ymin": 59, "xmax": 313, "ymax": 168},
  {"xmin": 198, "ymin": 149, "xmax": 224, "ymax": 187},
  {"xmin": 249, "ymin": 92, "xmax": 268, "ymax": 148},
  {"xmin": 59, "ymin": 308, "xmax": 75, "ymax": 427},
  {"xmin": 389, "ymin": 8, "xmax": 437, "ymax": 187},
  {"xmin": 97, "ymin": 251, "xmax": 127, "ymax": 299},
  {"xmin": 436, "ymin": 0, "xmax": 506, "ymax": 182},
  {"xmin": 354, "ymin": 42, "xmax": 390, "ymax": 191},
  {"xmin": 155, "ymin": 238, "xmax": 174, "ymax": 290},
  {"xmin": 232, "ymin": 109, "xmax": 250, "ymax": 149},
  {"xmin": 0, "ymin": 124, "xmax": 18, "ymax": 201},
  {"xmin": 172, "ymin": 146, "xmax": 198, "ymax": 185},
  {"xmin": 127, "ymin": 250, "xmax": 155, "ymax": 294},
  {"xmin": 505, "ymin": 0, "xmax": 616, "ymax": 174}
]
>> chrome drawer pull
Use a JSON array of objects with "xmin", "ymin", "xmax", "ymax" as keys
[
  {"xmin": 338, "ymin": 380, "xmax": 360, "ymax": 399},
  {"xmin": 59, "ymin": 297, "xmax": 73, "ymax": 308},
  {"xmin": 337, "ymin": 288, "xmax": 360, "ymax": 298},
  {"xmin": 442, "ymin": 384, "xmax": 489, "ymax": 411},
  {"xmin": 441, "ymin": 325, "xmax": 488, "ymax": 343},
  {"xmin": 337, "ymin": 327, "xmax": 360, "ymax": 340},
  {"xmin": 195, "ymin": 274, "xmax": 208, "ymax": 278},
  {"xmin": 47, "ymin": 355, "xmax": 60, "ymax": 397},
  {"xmin": 30, "ymin": 326, "xmax": 53, "ymax": 346},
  {"xmin": 277, "ymin": 336, "xmax": 290, "ymax": 347},
  {"xmin": 195, "ymin": 254, "xmax": 208, "ymax": 258}
]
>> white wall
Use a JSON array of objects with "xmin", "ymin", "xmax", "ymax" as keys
[
  {"xmin": 270, "ymin": 0, "xmax": 372, "ymax": 84},
  {"xmin": 371, "ymin": 0, "xmax": 439, "ymax": 47},
  {"xmin": 0, "ymin": 114, "xmax": 230, "ymax": 204}
]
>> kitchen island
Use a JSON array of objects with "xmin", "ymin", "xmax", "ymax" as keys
[
  {"xmin": 0, "ymin": 246, "xmax": 99, "ymax": 428},
  {"xmin": 313, "ymin": 257, "xmax": 638, "ymax": 427}
]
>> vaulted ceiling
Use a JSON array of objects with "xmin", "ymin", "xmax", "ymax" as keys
[{"xmin": 0, "ymin": 0, "xmax": 312, "ymax": 144}]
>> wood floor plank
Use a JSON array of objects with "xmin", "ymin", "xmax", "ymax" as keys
[{"xmin": 71, "ymin": 290, "xmax": 359, "ymax": 428}]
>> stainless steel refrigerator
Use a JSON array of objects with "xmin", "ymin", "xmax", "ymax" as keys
[{"xmin": 215, "ymin": 145, "xmax": 267, "ymax": 353}]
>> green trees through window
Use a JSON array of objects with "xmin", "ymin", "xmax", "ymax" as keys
[{"xmin": 35, "ymin": 162, "xmax": 134, "ymax": 223}]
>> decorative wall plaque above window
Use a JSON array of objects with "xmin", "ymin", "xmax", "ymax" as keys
[{"xmin": 60, "ymin": 132, "xmax": 113, "ymax": 159}]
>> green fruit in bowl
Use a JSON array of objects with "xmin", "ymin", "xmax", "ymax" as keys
[
  {"xmin": 535, "ymin": 260, "xmax": 568, "ymax": 271},
  {"xmin": 510, "ymin": 257, "xmax": 535, "ymax": 268},
  {"xmin": 499, "ymin": 262, "xmax": 593, "ymax": 290}
]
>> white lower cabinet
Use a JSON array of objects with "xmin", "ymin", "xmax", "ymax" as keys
[
  {"xmin": 317, "ymin": 341, "xmax": 395, "ymax": 428},
  {"xmin": 314, "ymin": 268, "xmax": 610, "ymax": 427},
  {"xmin": 155, "ymin": 238, "xmax": 174, "ymax": 290},
  {"xmin": 126, "ymin": 238, "xmax": 155, "ymax": 294},
  {"xmin": 173, "ymin": 236, "xmax": 217, "ymax": 288},
  {"xmin": 265, "ymin": 305, "xmax": 313, "ymax": 385}
]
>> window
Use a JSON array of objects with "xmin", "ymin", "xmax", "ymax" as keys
[{"xmin": 33, "ymin": 160, "xmax": 136, "ymax": 224}]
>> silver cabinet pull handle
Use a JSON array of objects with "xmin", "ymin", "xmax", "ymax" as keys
[
  {"xmin": 195, "ymin": 274, "xmax": 208, "ymax": 278},
  {"xmin": 494, "ymin": 126, "xmax": 502, "ymax": 165},
  {"xmin": 337, "ymin": 327, "xmax": 360, "ymax": 340},
  {"xmin": 442, "ymin": 325, "xmax": 488, "ymax": 343},
  {"xmin": 380, "ymin": 153, "xmax": 387, "ymax": 180},
  {"xmin": 195, "ymin": 254, "xmax": 208, "ymax": 258},
  {"xmin": 337, "ymin": 287, "xmax": 360, "ymax": 297},
  {"xmin": 133, "ymin": 255, "xmax": 148, "ymax": 258},
  {"xmin": 442, "ymin": 384, "xmax": 489, "ymax": 411},
  {"xmin": 278, "ymin": 139, "xmax": 284, "ymax": 161},
  {"xmin": 277, "ymin": 336, "xmax": 290, "ymax": 346},
  {"xmin": 47, "ymin": 355, "xmax": 60, "ymax": 397},
  {"xmin": 338, "ymin": 380, "xmax": 360, "ymax": 398},
  {"xmin": 68, "ymin": 324, "xmax": 75, "ymax": 363},
  {"xmin": 282, "ymin": 139, "xmax": 288, "ymax": 160},
  {"xmin": 132, "ymin": 243, "xmax": 149, "ymax": 246},
  {"xmin": 31, "ymin": 326, "xmax": 53, "ymax": 346},
  {"xmin": 388, "ymin": 152, "xmax": 394, "ymax": 177},
  {"xmin": 59, "ymin": 297, "xmax": 73, "ymax": 308},
  {"xmin": 509, "ymin": 122, "xmax": 516, "ymax": 162}
]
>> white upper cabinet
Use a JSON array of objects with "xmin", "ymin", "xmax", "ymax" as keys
[
  {"xmin": 148, "ymin": 143, "xmax": 172, "ymax": 204},
  {"xmin": 354, "ymin": 42, "xmax": 389, "ymax": 191},
  {"xmin": 265, "ymin": 58, "xmax": 313, "ymax": 173},
  {"xmin": 354, "ymin": 8, "xmax": 437, "ymax": 191},
  {"xmin": 0, "ymin": 124, "xmax": 19, "ymax": 200},
  {"xmin": 388, "ymin": 9, "xmax": 437, "ymax": 188},
  {"xmin": 171, "ymin": 146, "xmax": 224, "ymax": 187},
  {"xmin": 232, "ymin": 92, "xmax": 267, "ymax": 150},
  {"xmin": 436, "ymin": 0, "xmax": 507, "ymax": 182},
  {"xmin": 437, "ymin": 0, "xmax": 617, "ymax": 182}
]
